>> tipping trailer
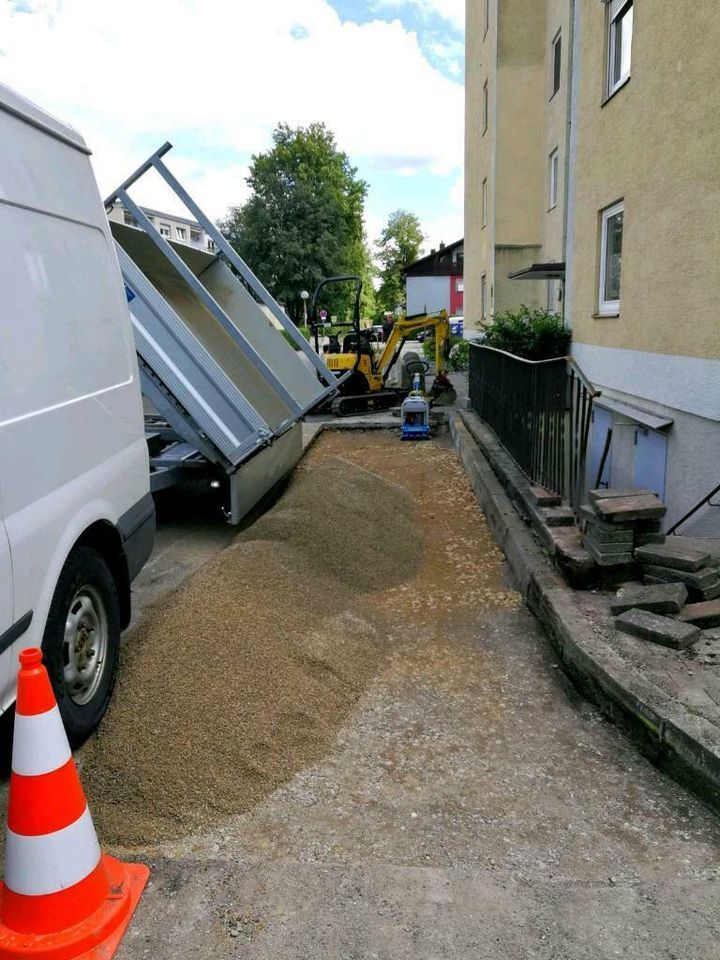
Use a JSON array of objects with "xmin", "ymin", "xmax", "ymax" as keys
[{"xmin": 104, "ymin": 144, "xmax": 344, "ymax": 523}]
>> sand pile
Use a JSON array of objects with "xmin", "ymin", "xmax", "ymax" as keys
[{"xmin": 79, "ymin": 458, "xmax": 421, "ymax": 846}]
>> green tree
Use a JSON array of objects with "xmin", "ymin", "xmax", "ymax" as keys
[
  {"xmin": 219, "ymin": 123, "xmax": 368, "ymax": 324},
  {"xmin": 375, "ymin": 210, "xmax": 424, "ymax": 314}
]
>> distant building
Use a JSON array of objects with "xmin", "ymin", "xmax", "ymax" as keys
[
  {"xmin": 107, "ymin": 201, "xmax": 216, "ymax": 254},
  {"xmin": 403, "ymin": 239, "xmax": 464, "ymax": 317}
]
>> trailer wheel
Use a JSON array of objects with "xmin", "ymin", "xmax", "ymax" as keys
[{"xmin": 42, "ymin": 547, "xmax": 121, "ymax": 745}]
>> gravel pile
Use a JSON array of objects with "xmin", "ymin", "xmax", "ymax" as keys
[{"xmin": 80, "ymin": 458, "xmax": 420, "ymax": 846}]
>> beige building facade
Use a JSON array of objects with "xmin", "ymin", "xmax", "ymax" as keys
[{"xmin": 465, "ymin": 1, "xmax": 720, "ymax": 535}]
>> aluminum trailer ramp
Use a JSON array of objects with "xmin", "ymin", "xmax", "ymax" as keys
[{"xmin": 105, "ymin": 144, "xmax": 340, "ymax": 523}]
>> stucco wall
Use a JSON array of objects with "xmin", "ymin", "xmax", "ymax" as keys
[
  {"xmin": 542, "ymin": 0, "xmax": 571, "ymax": 263},
  {"xmin": 570, "ymin": 1, "xmax": 720, "ymax": 363},
  {"xmin": 464, "ymin": 0, "xmax": 495, "ymax": 329},
  {"xmin": 495, "ymin": 0, "xmax": 546, "ymax": 249}
]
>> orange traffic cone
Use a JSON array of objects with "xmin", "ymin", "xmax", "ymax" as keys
[{"xmin": 0, "ymin": 648, "xmax": 149, "ymax": 959}]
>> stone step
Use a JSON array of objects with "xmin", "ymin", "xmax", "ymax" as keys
[
  {"xmin": 677, "ymin": 600, "xmax": 720, "ymax": 629},
  {"xmin": 594, "ymin": 494, "xmax": 667, "ymax": 524},
  {"xmin": 585, "ymin": 526, "xmax": 634, "ymax": 548},
  {"xmin": 634, "ymin": 542, "xmax": 711, "ymax": 572},
  {"xmin": 539, "ymin": 506, "xmax": 576, "ymax": 527},
  {"xmin": 528, "ymin": 485, "xmax": 561, "ymax": 508},
  {"xmin": 614, "ymin": 608, "xmax": 701, "ymax": 649},
  {"xmin": 610, "ymin": 582, "xmax": 688, "ymax": 616}
]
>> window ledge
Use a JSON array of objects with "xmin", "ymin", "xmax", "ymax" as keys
[
  {"xmin": 602, "ymin": 74, "xmax": 631, "ymax": 107},
  {"xmin": 547, "ymin": 203, "xmax": 558, "ymax": 213},
  {"xmin": 593, "ymin": 312, "xmax": 620, "ymax": 319}
]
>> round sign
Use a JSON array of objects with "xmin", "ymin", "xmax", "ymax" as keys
[{"xmin": 319, "ymin": 309, "xmax": 328, "ymax": 321}]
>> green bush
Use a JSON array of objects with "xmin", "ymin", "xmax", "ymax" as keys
[
  {"xmin": 421, "ymin": 334, "xmax": 469, "ymax": 371},
  {"xmin": 280, "ymin": 324, "xmax": 313, "ymax": 350},
  {"xmin": 481, "ymin": 306, "xmax": 570, "ymax": 360}
]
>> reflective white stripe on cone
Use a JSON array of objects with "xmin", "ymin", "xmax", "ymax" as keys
[
  {"xmin": 11, "ymin": 705, "xmax": 72, "ymax": 777},
  {"xmin": 4, "ymin": 807, "xmax": 101, "ymax": 896}
]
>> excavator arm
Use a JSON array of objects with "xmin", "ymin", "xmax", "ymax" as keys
[{"xmin": 376, "ymin": 311, "xmax": 456, "ymax": 405}]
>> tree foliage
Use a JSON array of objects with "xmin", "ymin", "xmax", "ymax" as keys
[
  {"xmin": 375, "ymin": 210, "xmax": 424, "ymax": 314},
  {"xmin": 219, "ymin": 123, "xmax": 370, "ymax": 324}
]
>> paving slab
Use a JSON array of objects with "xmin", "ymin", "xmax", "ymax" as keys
[
  {"xmin": 642, "ymin": 564, "xmax": 720, "ymax": 591},
  {"xmin": 585, "ymin": 540, "xmax": 634, "ymax": 567},
  {"xmin": 635, "ymin": 542, "xmax": 711, "ymax": 572},
  {"xmin": 578, "ymin": 504, "xmax": 634, "ymax": 534},
  {"xmin": 589, "ymin": 487, "xmax": 654, "ymax": 502},
  {"xmin": 678, "ymin": 600, "xmax": 720, "ymax": 629},
  {"xmin": 615, "ymin": 608, "xmax": 701, "ymax": 649},
  {"xmin": 594, "ymin": 495, "xmax": 667, "ymax": 523},
  {"xmin": 610, "ymin": 582, "xmax": 688, "ymax": 616}
]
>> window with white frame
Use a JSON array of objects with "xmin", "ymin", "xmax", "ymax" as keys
[
  {"xmin": 482, "ymin": 80, "xmax": 488, "ymax": 134},
  {"xmin": 598, "ymin": 200, "xmax": 624, "ymax": 314},
  {"xmin": 175, "ymin": 226, "xmax": 187, "ymax": 241},
  {"xmin": 455, "ymin": 278, "xmax": 464, "ymax": 293},
  {"xmin": 607, "ymin": 0, "xmax": 633, "ymax": 97},
  {"xmin": 482, "ymin": 178, "xmax": 488, "ymax": 227},
  {"xmin": 481, "ymin": 274, "xmax": 487, "ymax": 320},
  {"xmin": 551, "ymin": 30, "xmax": 561, "ymax": 97},
  {"xmin": 484, "ymin": 0, "xmax": 490, "ymax": 37},
  {"xmin": 549, "ymin": 148, "xmax": 559, "ymax": 209},
  {"xmin": 159, "ymin": 224, "xmax": 171, "ymax": 238}
]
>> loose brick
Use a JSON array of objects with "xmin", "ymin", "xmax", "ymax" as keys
[
  {"xmin": 634, "ymin": 543, "xmax": 711, "ymax": 572},
  {"xmin": 677, "ymin": 600, "xmax": 720, "ymax": 629},
  {"xmin": 610, "ymin": 582, "xmax": 688, "ymax": 616},
  {"xmin": 615, "ymin": 608, "xmax": 701, "ymax": 649},
  {"xmin": 528, "ymin": 485, "xmax": 561, "ymax": 507}
]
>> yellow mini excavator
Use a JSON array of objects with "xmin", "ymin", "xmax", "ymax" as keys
[{"xmin": 311, "ymin": 275, "xmax": 457, "ymax": 416}]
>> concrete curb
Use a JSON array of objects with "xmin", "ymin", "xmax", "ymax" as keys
[{"xmin": 450, "ymin": 413, "xmax": 720, "ymax": 812}]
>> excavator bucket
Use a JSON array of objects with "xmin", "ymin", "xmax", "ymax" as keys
[{"xmin": 430, "ymin": 375, "xmax": 457, "ymax": 406}]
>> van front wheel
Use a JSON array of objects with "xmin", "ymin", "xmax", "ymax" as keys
[{"xmin": 42, "ymin": 547, "xmax": 121, "ymax": 744}]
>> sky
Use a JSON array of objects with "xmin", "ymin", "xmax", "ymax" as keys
[{"xmin": 0, "ymin": 0, "xmax": 464, "ymax": 256}]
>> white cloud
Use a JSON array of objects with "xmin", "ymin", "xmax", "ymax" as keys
[
  {"xmin": 0, "ymin": 0, "xmax": 463, "ymax": 223},
  {"xmin": 372, "ymin": 0, "xmax": 465, "ymax": 32}
]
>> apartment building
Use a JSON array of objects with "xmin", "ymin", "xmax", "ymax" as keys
[
  {"xmin": 465, "ymin": 1, "xmax": 720, "ymax": 535},
  {"xmin": 465, "ymin": 0, "xmax": 570, "ymax": 325},
  {"xmin": 107, "ymin": 201, "xmax": 216, "ymax": 254}
]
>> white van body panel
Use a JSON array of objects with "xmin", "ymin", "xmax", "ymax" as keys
[
  {"xmin": 0, "ymin": 522, "xmax": 12, "ymax": 696},
  {"xmin": 0, "ymin": 82, "xmax": 151, "ymax": 714}
]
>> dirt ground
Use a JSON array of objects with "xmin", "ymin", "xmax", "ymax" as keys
[
  {"xmin": 4, "ymin": 430, "xmax": 720, "ymax": 958},
  {"xmin": 108, "ymin": 431, "xmax": 720, "ymax": 959}
]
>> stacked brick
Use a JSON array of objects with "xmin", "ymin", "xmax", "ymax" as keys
[{"xmin": 579, "ymin": 488, "xmax": 666, "ymax": 568}]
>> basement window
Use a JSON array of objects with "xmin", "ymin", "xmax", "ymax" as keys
[
  {"xmin": 549, "ymin": 148, "xmax": 559, "ymax": 209},
  {"xmin": 607, "ymin": 0, "xmax": 633, "ymax": 97},
  {"xmin": 551, "ymin": 30, "xmax": 562, "ymax": 98},
  {"xmin": 598, "ymin": 200, "xmax": 624, "ymax": 315}
]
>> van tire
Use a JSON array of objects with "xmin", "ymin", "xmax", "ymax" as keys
[{"xmin": 42, "ymin": 547, "xmax": 121, "ymax": 745}]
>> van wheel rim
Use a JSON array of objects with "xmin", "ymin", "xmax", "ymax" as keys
[{"xmin": 63, "ymin": 585, "xmax": 108, "ymax": 706}]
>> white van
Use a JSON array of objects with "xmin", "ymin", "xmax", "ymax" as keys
[{"xmin": 0, "ymin": 83, "xmax": 154, "ymax": 741}]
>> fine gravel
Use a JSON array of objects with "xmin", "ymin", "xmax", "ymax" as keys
[{"xmin": 79, "ymin": 458, "xmax": 421, "ymax": 845}]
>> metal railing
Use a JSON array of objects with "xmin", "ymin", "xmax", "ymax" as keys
[{"xmin": 468, "ymin": 344, "xmax": 599, "ymax": 510}]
